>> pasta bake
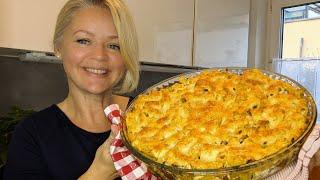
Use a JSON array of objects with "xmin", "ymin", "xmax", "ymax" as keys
[{"xmin": 125, "ymin": 69, "xmax": 309, "ymax": 169}]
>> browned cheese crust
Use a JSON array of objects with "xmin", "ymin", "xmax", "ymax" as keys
[{"xmin": 125, "ymin": 69, "xmax": 309, "ymax": 169}]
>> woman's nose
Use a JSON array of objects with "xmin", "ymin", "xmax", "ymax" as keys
[{"xmin": 92, "ymin": 45, "xmax": 107, "ymax": 60}]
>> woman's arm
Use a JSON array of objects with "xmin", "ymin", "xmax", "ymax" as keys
[
  {"xmin": 78, "ymin": 125, "xmax": 119, "ymax": 180},
  {"xmin": 3, "ymin": 118, "xmax": 51, "ymax": 180}
]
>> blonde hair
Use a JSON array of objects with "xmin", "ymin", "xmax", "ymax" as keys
[{"xmin": 53, "ymin": 0, "xmax": 140, "ymax": 94}]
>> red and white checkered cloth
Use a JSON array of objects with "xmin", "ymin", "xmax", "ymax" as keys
[
  {"xmin": 266, "ymin": 124, "xmax": 320, "ymax": 180},
  {"xmin": 105, "ymin": 104, "xmax": 320, "ymax": 180},
  {"xmin": 104, "ymin": 104, "xmax": 158, "ymax": 180}
]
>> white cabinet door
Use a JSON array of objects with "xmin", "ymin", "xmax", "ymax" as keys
[
  {"xmin": 0, "ymin": 0, "xmax": 67, "ymax": 52},
  {"xmin": 194, "ymin": 0, "xmax": 250, "ymax": 68},
  {"xmin": 124, "ymin": 0, "xmax": 194, "ymax": 66}
]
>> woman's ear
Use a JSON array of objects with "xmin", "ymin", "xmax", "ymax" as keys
[
  {"xmin": 54, "ymin": 44, "xmax": 62, "ymax": 60},
  {"xmin": 55, "ymin": 50, "xmax": 62, "ymax": 60}
]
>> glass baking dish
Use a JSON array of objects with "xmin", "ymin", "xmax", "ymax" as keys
[{"xmin": 121, "ymin": 67, "xmax": 317, "ymax": 179}]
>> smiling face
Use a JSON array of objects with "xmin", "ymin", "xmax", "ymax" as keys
[{"xmin": 56, "ymin": 6, "xmax": 126, "ymax": 95}]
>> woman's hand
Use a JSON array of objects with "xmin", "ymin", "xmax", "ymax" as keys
[{"xmin": 78, "ymin": 125, "xmax": 120, "ymax": 180}]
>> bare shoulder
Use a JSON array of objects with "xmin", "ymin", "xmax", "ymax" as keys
[{"xmin": 111, "ymin": 95, "xmax": 130, "ymax": 112}]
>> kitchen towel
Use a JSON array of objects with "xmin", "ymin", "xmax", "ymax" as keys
[{"xmin": 104, "ymin": 104, "xmax": 158, "ymax": 180}]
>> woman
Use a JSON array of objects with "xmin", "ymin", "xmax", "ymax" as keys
[{"xmin": 3, "ymin": 0, "xmax": 139, "ymax": 179}]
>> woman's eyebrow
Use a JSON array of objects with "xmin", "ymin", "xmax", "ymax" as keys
[
  {"xmin": 73, "ymin": 30, "xmax": 119, "ymax": 40},
  {"xmin": 108, "ymin": 35, "xmax": 119, "ymax": 40},
  {"xmin": 73, "ymin": 30, "xmax": 94, "ymax": 36}
]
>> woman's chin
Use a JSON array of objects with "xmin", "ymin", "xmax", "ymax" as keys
[{"xmin": 84, "ymin": 86, "xmax": 112, "ymax": 95}]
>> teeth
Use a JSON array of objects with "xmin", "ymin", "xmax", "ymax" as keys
[{"xmin": 85, "ymin": 68, "xmax": 107, "ymax": 74}]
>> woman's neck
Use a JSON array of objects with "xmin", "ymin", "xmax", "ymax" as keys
[{"xmin": 58, "ymin": 89, "xmax": 112, "ymax": 133}]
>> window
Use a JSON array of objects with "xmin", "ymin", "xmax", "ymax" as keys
[
  {"xmin": 282, "ymin": 2, "xmax": 320, "ymax": 58},
  {"xmin": 270, "ymin": 0, "xmax": 320, "ymax": 123}
]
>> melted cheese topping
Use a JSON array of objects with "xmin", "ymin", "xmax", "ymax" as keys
[{"xmin": 125, "ymin": 69, "xmax": 309, "ymax": 169}]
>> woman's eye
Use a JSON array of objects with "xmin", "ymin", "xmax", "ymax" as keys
[
  {"xmin": 107, "ymin": 44, "xmax": 120, "ymax": 51},
  {"xmin": 76, "ymin": 39, "xmax": 90, "ymax": 45}
]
